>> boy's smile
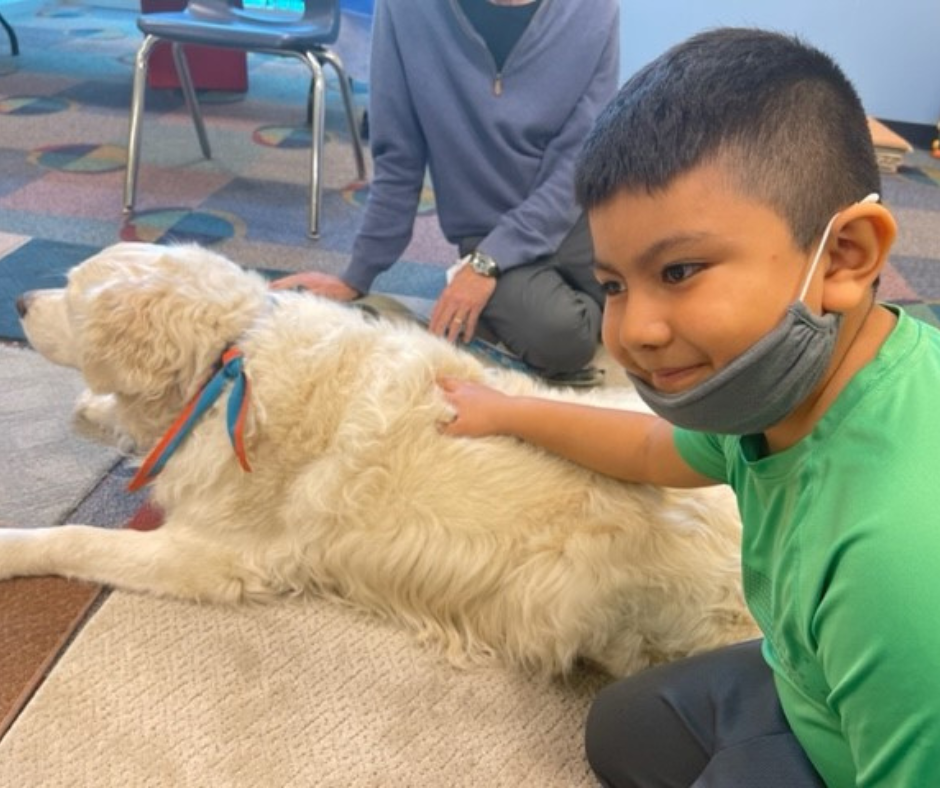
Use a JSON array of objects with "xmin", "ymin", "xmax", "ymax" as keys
[{"xmin": 589, "ymin": 162, "xmax": 820, "ymax": 395}]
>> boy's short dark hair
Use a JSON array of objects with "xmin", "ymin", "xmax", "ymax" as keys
[{"xmin": 575, "ymin": 28, "xmax": 881, "ymax": 250}]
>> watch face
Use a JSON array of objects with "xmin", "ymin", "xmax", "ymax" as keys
[{"xmin": 471, "ymin": 252, "xmax": 498, "ymax": 277}]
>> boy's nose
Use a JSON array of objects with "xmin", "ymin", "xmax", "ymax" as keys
[{"xmin": 614, "ymin": 303, "xmax": 671, "ymax": 350}]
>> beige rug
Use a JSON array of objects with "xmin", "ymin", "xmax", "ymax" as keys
[
  {"xmin": 0, "ymin": 590, "xmax": 609, "ymax": 786},
  {"xmin": 0, "ymin": 344, "xmax": 127, "ymax": 740}
]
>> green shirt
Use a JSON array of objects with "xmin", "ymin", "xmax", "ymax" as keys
[{"xmin": 674, "ymin": 308, "xmax": 940, "ymax": 787}]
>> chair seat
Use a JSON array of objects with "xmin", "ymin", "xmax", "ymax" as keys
[{"xmin": 137, "ymin": 11, "xmax": 335, "ymax": 52}]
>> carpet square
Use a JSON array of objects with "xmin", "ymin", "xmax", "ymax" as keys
[
  {"xmin": 899, "ymin": 164, "xmax": 940, "ymax": 189},
  {"xmin": 58, "ymin": 79, "xmax": 135, "ymax": 111},
  {"xmin": 0, "ymin": 149, "xmax": 42, "ymax": 198},
  {"xmin": 0, "ymin": 232, "xmax": 30, "ymax": 256},
  {"xmin": 0, "ymin": 238, "xmax": 101, "ymax": 341},
  {"xmin": 891, "ymin": 256, "xmax": 940, "ymax": 300},
  {"xmin": 129, "ymin": 164, "xmax": 237, "ymax": 209},
  {"xmin": 201, "ymin": 177, "xmax": 354, "ymax": 247},
  {"xmin": 878, "ymin": 260, "xmax": 921, "ymax": 303},
  {"xmin": 0, "ymin": 170, "xmax": 127, "ymax": 219},
  {"xmin": 373, "ymin": 259, "xmax": 446, "ymax": 300}
]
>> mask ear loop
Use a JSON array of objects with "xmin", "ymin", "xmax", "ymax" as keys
[{"xmin": 797, "ymin": 192, "xmax": 881, "ymax": 302}]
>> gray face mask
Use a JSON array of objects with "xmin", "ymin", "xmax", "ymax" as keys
[{"xmin": 627, "ymin": 194, "xmax": 878, "ymax": 435}]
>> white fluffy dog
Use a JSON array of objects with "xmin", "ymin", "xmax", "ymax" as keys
[{"xmin": 7, "ymin": 242, "xmax": 757, "ymax": 677}]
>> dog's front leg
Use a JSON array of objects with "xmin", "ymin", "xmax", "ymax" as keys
[
  {"xmin": 72, "ymin": 390, "xmax": 138, "ymax": 453},
  {"xmin": 0, "ymin": 525, "xmax": 249, "ymax": 603}
]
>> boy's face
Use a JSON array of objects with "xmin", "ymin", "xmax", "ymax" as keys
[{"xmin": 589, "ymin": 162, "xmax": 815, "ymax": 394}]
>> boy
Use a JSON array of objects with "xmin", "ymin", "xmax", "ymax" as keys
[{"xmin": 439, "ymin": 28, "xmax": 940, "ymax": 787}]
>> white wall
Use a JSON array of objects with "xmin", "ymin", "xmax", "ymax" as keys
[{"xmin": 620, "ymin": 1, "xmax": 940, "ymax": 125}]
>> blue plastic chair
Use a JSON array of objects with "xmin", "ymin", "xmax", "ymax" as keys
[{"xmin": 123, "ymin": 0, "xmax": 367, "ymax": 239}]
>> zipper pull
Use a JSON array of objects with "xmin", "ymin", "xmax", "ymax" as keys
[{"xmin": 493, "ymin": 74, "xmax": 503, "ymax": 96}]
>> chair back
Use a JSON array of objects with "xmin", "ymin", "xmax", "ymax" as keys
[{"xmin": 300, "ymin": 0, "xmax": 341, "ymax": 39}]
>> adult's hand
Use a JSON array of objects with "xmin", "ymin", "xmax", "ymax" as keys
[
  {"xmin": 269, "ymin": 271, "xmax": 360, "ymax": 301},
  {"xmin": 429, "ymin": 264, "xmax": 497, "ymax": 343}
]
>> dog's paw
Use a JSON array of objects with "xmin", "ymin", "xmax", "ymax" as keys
[{"xmin": 72, "ymin": 391, "xmax": 138, "ymax": 453}]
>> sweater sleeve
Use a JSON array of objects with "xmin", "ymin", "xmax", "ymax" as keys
[
  {"xmin": 476, "ymin": 15, "xmax": 620, "ymax": 271},
  {"xmin": 342, "ymin": 0, "xmax": 429, "ymax": 295}
]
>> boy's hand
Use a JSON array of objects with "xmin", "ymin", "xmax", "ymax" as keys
[
  {"xmin": 270, "ymin": 271, "xmax": 360, "ymax": 301},
  {"xmin": 437, "ymin": 377, "xmax": 510, "ymax": 437}
]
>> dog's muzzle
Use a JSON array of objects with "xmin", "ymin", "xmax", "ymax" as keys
[{"xmin": 15, "ymin": 292, "xmax": 33, "ymax": 319}]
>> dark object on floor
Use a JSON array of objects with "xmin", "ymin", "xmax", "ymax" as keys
[
  {"xmin": 0, "ymin": 12, "xmax": 19, "ymax": 56},
  {"xmin": 141, "ymin": 0, "xmax": 247, "ymax": 91}
]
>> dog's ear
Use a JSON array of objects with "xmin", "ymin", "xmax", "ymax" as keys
[{"xmin": 79, "ymin": 273, "xmax": 253, "ymax": 397}]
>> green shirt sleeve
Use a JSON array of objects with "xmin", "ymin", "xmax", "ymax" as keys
[{"xmin": 672, "ymin": 427, "xmax": 730, "ymax": 483}]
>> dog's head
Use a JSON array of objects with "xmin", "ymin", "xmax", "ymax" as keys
[{"xmin": 18, "ymin": 242, "xmax": 269, "ymax": 443}]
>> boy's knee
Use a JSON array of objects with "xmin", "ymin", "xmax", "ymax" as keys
[
  {"xmin": 585, "ymin": 669, "xmax": 710, "ymax": 788},
  {"xmin": 585, "ymin": 680, "xmax": 651, "ymax": 788},
  {"xmin": 585, "ymin": 684, "xmax": 623, "ymax": 784}
]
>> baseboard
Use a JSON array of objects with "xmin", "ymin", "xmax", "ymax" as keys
[{"xmin": 878, "ymin": 119, "xmax": 937, "ymax": 152}]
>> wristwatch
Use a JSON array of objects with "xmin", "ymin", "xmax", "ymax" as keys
[{"xmin": 467, "ymin": 251, "xmax": 500, "ymax": 278}]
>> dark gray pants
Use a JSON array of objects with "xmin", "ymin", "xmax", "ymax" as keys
[
  {"xmin": 586, "ymin": 640, "xmax": 825, "ymax": 788},
  {"xmin": 459, "ymin": 213, "xmax": 604, "ymax": 376}
]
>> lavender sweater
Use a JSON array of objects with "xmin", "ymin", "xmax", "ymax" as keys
[{"xmin": 343, "ymin": 0, "xmax": 620, "ymax": 293}]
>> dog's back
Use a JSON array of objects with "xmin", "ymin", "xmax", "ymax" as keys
[{"xmin": 152, "ymin": 293, "xmax": 757, "ymax": 676}]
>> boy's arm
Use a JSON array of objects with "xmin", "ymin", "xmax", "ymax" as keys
[{"xmin": 437, "ymin": 378, "xmax": 715, "ymax": 489}]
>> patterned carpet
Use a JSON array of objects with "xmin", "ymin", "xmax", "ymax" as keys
[{"xmin": 0, "ymin": 0, "xmax": 451, "ymax": 342}]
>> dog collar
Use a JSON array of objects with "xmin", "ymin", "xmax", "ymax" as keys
[{"xmin": 128, "ymin": 346, "xmax": 252, "ymax": 492}]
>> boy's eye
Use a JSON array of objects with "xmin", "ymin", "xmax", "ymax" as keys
[
  {"xmin": 598, "ymin": 279, "xmax": 626, "ymax": 297},
  {"xmin": 661, "ymin": 262, "xmax": 704, "ymax": 285}
]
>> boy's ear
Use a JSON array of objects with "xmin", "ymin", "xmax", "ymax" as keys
[{"xmin": 822, "ymin": 203, "xmax": 898, "ymax": 312}]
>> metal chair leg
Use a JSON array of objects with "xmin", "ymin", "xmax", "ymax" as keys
[
  {"xmin": 301, "ymin": 52, "xmax": 326, "ymax": 240},
  {"xmin": 171, "ymin": 42, "xmax": 211, "ymax": 159},
  {"xmin": 0, "ymin": 12, "xmax": 18, "ymax": 56},
  {"xmin": 125, "ymin": 34, "xmax": 354, "ymax": 239},
  {"xmin": 317, "ymin": 48, "xmax": 367, "ymax": 182},
  {"xmin": 124, "ymin": 34, "xmax": 160, "ymax": 214}
]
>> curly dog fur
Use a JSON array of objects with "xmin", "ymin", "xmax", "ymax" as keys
[{"xmin": 7, "ymin": 242, "xmax": 757, "ymax": 677}]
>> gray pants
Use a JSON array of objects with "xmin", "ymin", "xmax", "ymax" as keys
[
  {"xmin": 586, "ymin": 640, "xmax": 825, "ymax": 788},
  {"xmin": 459, "ymin": 214, "xmax": 604, "ymax": 376}
]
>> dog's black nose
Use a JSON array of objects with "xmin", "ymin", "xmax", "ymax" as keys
[{"xmin": 15, "ymin": 294, "xmax": 29, "ymax": 319}]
